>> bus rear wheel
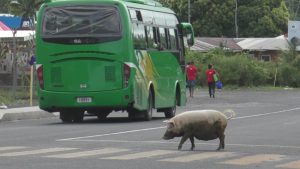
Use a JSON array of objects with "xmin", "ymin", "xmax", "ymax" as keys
[
  {"xmin": 60, "ymin": 111, "xmax": 72, "ymax": 123},
  {"xmin": 60, "ymin": 110, "xmax": 84, "ymax": 123}
]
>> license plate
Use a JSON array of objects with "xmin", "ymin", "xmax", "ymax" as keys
[{"xmin": 77, "ymin": 97, "xmax": 92, "ymax": 103}]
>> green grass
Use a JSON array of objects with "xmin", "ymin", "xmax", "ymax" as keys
[{"xmin": 0, "ymin": 87, "xmax": 38, "ymax": 107}]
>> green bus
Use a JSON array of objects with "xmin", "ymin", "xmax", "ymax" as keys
[{"xmin": 36, "ymin": 0, "xmax": 194, "ymax": 122}]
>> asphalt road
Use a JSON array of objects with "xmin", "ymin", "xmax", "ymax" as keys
[{"xmin": 0, "ymin": 88, "xmax": 300, "ymax": 169}]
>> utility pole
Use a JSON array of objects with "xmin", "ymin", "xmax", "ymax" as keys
[
  {"xmin": 12, "ymin": 29, "xmax": 17, "ymax": 98},
  {"xmin": 235, "ymin": 0, "xmax": 238, "ymax": 38},
  {"xmin": 188, "ymin": 0, "xmax": 191, "ymax": 23}
]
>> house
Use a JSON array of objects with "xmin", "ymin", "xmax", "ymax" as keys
[
  {"xmin": 0, "ymin": 15, "xmax": 35, "ymax": 85},
  {"xmin": 191, "ymin": 36, "xmax": 290, "ymax": 62},
  {"xmin": 237, "ymin": 36, "xmax": 289, "ymax": 61},
  {"xmin": 191, "ymin": 37, "xmax": 242, "ymax": 52}
]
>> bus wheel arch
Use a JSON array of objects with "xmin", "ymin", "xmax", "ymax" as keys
[
  {"xmin": 143, "ymin": 84, "xmax": 154, "ymax": 121},
  {"xmin": 163, "ymin": 83, "xmax": 180, "ymax": 118},
  {"xmin": 176, "ymin": 83, "xmax": 181, "ymax": 106}
]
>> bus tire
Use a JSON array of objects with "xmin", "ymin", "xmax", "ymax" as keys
[
  {"xmin": 143, "ymin": 91, "xmax": 153, "ymax": 121},
  {"xmin": 97, "ymin": 111, "xmax": 110, "ymax": 120},
  {"xmin": 60, "ymin": 111, "xmax": 73, "ymax": 123},
  {"xmin": 73, "ymin": 111, "xmax": 84, "ymax": 123},
  {"xmin": 164, "ymin": 92, "xmax": 178, "ymax": 118},
  {"xmin": 128, "ymin": 110, "xmax": 136, "ymax": 121}
]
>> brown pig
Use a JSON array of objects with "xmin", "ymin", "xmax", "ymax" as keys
[{"xmin": 162, "ymin": 109, "xmax": 235, "ymax": 151}]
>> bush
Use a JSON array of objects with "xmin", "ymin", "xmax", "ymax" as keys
[
  {"xmin": 187, "ymin": 49, "xmax": 300, "ymax": 87},
  {"xmin": 276, "ymin": 63, "xmax": 300, "ymax": 87}
]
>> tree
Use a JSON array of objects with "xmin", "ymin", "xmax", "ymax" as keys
[
  {"xmin": 8, "ymin": 0, "xmax": 43, "ymax": 98},
  {"xmin": 285, "ymin": 0, "xmax": 300, "ymax": 20},
  {"xmin": 0, "ymin": 43, "xmax": 9, "ymax": 60},
  {"xmin": 9, "ymin": 0, "xmax": 44, "ymax": 27},
  {"xmin": 238, "ymin": 0, "xmax": 289, "ymax": 37},
  {"xmin": 159, "ymin": 0, "xmax": 289, "ymax": 37},
  {"xmin": 0, "ymin": 0, "xmax": 10, "ymax": 13}
]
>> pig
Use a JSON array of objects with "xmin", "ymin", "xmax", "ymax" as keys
[{"xmin": 162, "ymin": 109, "xmax": 235, "ymax": 151}]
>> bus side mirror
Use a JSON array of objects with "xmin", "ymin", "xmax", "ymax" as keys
[
  {"xmin": 179, "ymin": 23, "xmax": 195, "ymax": 47},
  {"xmin": 187, "ymin": 33, "xmax": 193, "ymax": 47}
]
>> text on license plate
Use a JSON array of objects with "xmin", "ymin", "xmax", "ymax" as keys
[{"xmin": 77, "ymin": 97, "xmax": 92, "ymax": 103}]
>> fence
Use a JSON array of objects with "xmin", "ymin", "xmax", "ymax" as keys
[{"xmin": 0, "ymin": 85, "xmax": 38, "ymax": 108}]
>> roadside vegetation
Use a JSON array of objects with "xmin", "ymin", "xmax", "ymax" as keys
[{"xmin": 187, "ymin": 47, "xmax": 300, "ymax": 88}]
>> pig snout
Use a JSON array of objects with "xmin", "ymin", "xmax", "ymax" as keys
[{"xmin": 162, "ymin": 130, "xmax": 175, "ymax": 140}]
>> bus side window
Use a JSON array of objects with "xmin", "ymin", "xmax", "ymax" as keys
[
  {"xmin": 159, "ymin": 27, "xmax": 167, "ymax": 50},
  {"xmin": 145, "ymin": 26, "xmax": 155, "ymax": 49},
  {"xmin": 133, "ymin": 23, "xmax": 146, "ymax": 50},
  {"xmin": 169, "ymin": 29, "xmax": 178, "ymax": 50},
  {"xmin": 136, "ymin": 10, "xmax": 143, "ymax": 22},
  {"xmin": 165, "ymin": 28, "xmax": 171, "ymax": 50},
  {"xmin": 153, "ymin": 27, "xmax": 159, "ymax": 49}
]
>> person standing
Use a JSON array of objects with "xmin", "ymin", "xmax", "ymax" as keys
[
  {"xmin": 186, "ymin": 61, "xmax": 198, "ymax": 97},
  {"xmin": 206, "ymin": 64, "xmax": 217, "ymax": 98}
]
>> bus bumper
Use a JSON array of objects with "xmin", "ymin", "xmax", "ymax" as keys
[{"xmin": 38, "ymin": 89, "xmax": 132, "ymax": 112}]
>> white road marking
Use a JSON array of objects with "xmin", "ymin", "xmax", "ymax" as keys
[
  {"xmin": 276, "ymin": 160, "xmax": 300, "ymax": 169},
  {"xmin": 56, "ymin": 139, "xmax": 300, "ymax": 150},
  {"xmin": 220, "ymin": 154, "xmax": 285, "ymax": 165},
  {"xmin": 44, "ymin": 148, "xmax": 129, "ymax": 158},
  {"xmin": 0, "ymin": 148, "xmax": 77, "ymax": 157},
  {"xmin": 57, "ymin": 107, "xmax": 300, "ymax": 142},
  {"xmin": 0, "ymin": 146, "xmax": 27, "ymax": 152},
  {"xmin": 232, "ymin": 107, "xmax": 300, "ymax": 120},
  {"xmin": 57, "ymin": 126, "xmax": 165, "ymax": 141},
  {"xmin": 159, "ymin": 152, "xmax": 235, "ymax": 162},
  {"xmin": 102, "ymin": 150, "xmax": 176, "ymax": 160}
]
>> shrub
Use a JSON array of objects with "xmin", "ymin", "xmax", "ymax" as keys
[
  {"xmin": 186, "ymin": 49, "xmax": 277, "ymax": 87},
  {"xmin": 276, "ymin": 63, "xmax": 300, "ymax": 87}
]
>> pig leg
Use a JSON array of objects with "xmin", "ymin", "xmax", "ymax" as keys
[
  {"xmin": 189, "ymin": 136, "xmax": 195, "ymax": 150},
  {"xmin": 217, "ymin": 133, "xmax": 225, "ymax": 151},
  {"xmin": 178, "ymin": 135, "xmax": 189, "ymax": 150}
]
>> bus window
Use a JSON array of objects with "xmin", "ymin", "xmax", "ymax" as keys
[
  {"xmin": 153, "ymin": 12, "xmax": 165, "ymax": 26},
  {"xmin": 145, "ymin": 26, "xmax": 155, "ymax": 49},
  {"xmin": 141, "ymin": 10, "xmax": 153, "ymax": 24},
  {"xmin": 129, "ymin": 9, "xmax": 137, "ymax": 21},
  {"xmin": 159, "ymin": 27, "xmax": 167, "ymax": 50},
  {"xmin": 136, "ymin": 10, "xmax": 143, "ymax": 22},
  {"xmin": 165, "ymin": 29, "xmax": 170, "ymax": 49},
  {"xmin": 153, "ymin": 27, "xmax": 159, "ymax": 46},
  {"xmin": 132, "ymin": 23, "xmax": 146, "ymax": 49},
  {"xmin": 169, "ymin": 29, "xmax": 178, "ymax": 50},
  {"xmin": 129, "ymin": 9, "xmax": 142, "ymax": 22},
  {"xmin": 165, "ymin": 14, "xmax": 178, "ymax": 27},
  {"xmin": 42, "ymin": 5, "xmax": 121, "ymax": 44}
]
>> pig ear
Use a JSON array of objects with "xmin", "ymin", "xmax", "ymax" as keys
[
  {"xmin": 168, "ymin": 121, "xmax": 175, "ymax": 128},
  {"xmin": 164, "ymin": 120, "xmax": 175, "ymax": 128}
]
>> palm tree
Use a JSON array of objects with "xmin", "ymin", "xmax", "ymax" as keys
[
  {"xmin": 9, "ymin": 0, "xmax": 44, "ymax": 28},
  {"xmin": 8, "ymin": 0, "xmax": 43, "ymax": 98}
]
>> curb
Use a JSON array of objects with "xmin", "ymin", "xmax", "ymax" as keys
[{"xmin": 0, "ymin": 106, "xmax": 58, "ymax": 122}]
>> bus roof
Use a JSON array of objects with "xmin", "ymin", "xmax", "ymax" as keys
[
  {"xmin": 43, "ymin": 0, "xmax": 174, "ymax": 13},
  {"xmin": 44, "ymin": 0, "xmax": 161, "ymax": 6}
]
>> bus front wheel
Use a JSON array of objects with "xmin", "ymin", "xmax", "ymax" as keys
[
  {"xmin": 164, "ymin": 92, "xmax": 178, "ymax": 118},
  {"xmin": 143, "ymin": 91, "xmax": 153, "ymax": 121}
]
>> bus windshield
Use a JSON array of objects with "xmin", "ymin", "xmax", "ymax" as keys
[{"xmin": 42, "ymin": 5, "xmax": 122, "ymax": 44}]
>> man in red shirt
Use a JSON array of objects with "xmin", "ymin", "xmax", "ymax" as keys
[
  {"xmin": 186, "ymin": 61, "xmax": 198, "ymax": 97},
  {"xmin": 206, "ymin": 64, "xmax": 217, "ymax": 98}
]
